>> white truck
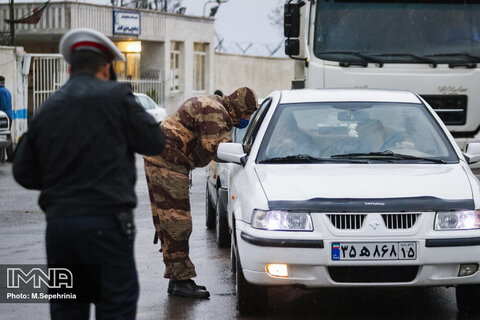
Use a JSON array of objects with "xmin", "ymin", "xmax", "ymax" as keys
[{"xmin": 285, "ymin": 0, "xmax": 480, "ymax": 154}]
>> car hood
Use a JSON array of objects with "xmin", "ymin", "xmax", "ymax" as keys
[
  {"xmin": 147, "ymin": 108, "xmax": 167, "ymax": 123},
  {"xmin": 255, "ymin": 164, "xmax": 472, "ymax": 202}
]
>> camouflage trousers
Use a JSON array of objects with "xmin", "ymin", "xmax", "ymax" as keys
[{"xmin": 144, "ymin": 159, "xmax": 197, "ymax": 281}]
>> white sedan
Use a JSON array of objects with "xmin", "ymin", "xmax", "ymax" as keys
[
  {"xmin": 217, "ymin": 89, "xmax": 480, "ymax": 315},
  {"xmin": 134, "ymin": 93, "xmax": 167, "ymax": 123}
]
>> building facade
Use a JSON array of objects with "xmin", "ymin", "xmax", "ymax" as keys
[{"xmin": 0, "ymin": 1, "xmax": 215, "ymax": 113}]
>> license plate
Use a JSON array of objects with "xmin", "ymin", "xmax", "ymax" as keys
[
  {"xmin": 332, "ymin": 242, "xmax": 416, "ymax": 261},
  {"xmin": 0, "ymin": 135, "xmax": 6, "ymax": 141}
]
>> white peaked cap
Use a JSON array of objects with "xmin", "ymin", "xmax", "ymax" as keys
[{"xmin": 59, "ymin": 28, "xmax": 125, "ymax": 64}]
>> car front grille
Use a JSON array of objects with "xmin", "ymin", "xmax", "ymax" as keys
[
  {"xmin": 381, "ymin": 213, "xmax": 420, "ymax": 230},
  {"xmin": 328, "ymin": 266, "xmax": 418, "ymax": 283},
  {"xmin": 420, "ymin": 94, "xmax": 467, "ymax": 125},
  {"xmin": 327, "ymin": 214, "xmax": 366, "ymax": 230},
  {"xmin": 0, "ymin": 117, "xmax": 8, "ymax": 129}
]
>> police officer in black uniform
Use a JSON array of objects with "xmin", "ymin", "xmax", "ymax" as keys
[{"xmin": 13, "ymin": 28, "xmax": 165, "ymax": 320}]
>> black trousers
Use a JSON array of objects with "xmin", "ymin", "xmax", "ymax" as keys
[{"xmin": 46, "ymin": 215, "xmax": 139, "ymax": 320}]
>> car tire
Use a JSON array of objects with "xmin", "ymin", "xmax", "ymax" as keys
[
  {"xmin": 205, "ymin": 183, "xmax": 216, "ymax": 229},
  {"xmin": 216, "ymin": 188, "xmax": 230, "ymax": 248},
  {"xmin": 456, "ymin": 284, "xmax": 480, "ymax": 314},
  {"xmin": 235, "ymin": 249, "xmax": 267, "ymax": 315}
]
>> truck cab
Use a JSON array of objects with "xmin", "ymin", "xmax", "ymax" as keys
[{"xmin": 285, "ymin": 0, "xmax": 480, "ymax": 152}]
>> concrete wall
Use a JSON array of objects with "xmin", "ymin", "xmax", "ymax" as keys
[
  {"xmin": 140, "ymin": 41, "xmax": 165, "ymax": 79},
  {"xmin": 214, "ymin": 53, "xmax": 295, "ymax": 99},
  {"xmin": 163, "ymin": 15, "xmax": 215, "ymax": 114}
]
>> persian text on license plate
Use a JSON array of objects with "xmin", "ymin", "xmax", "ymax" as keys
[{"xmin": 332, "ymin": 242, "xmax": 416, "ymax": 261}]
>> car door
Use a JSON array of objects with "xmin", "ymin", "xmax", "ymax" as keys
[{"xmin": 227, "ymin": 97, "xmax": 275, "ymax": 227}]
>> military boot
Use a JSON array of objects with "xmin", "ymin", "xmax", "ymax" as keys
[{"xmin": 168, "ymin": 279, "xmax": 210, "ymax": 299}]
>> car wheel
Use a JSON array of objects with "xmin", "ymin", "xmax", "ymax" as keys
[
  {"xmin": 205, "ymin": 183, "xmax": 216, "ymax": 229},
  {"xmin": 216, "ymin": 188, "xmax": 231, "ymax": 248},
  {"xmin": 235, "ymin": 249, "xmax": 267, "ymax": 315},
  {"xmin": 456, "ymin": 284, "xmax": 480, "ymax": 314}
]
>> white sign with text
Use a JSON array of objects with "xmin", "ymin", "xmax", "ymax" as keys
[{"xmin": 113, "ymin": 10, "xmax": 140, "ymax": 35}]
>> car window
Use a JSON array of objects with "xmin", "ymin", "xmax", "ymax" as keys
[
  {"xmin": 243, "ymin": 98, "xmax": 272, "ymax": 154},
  {"xmin": 232, "ymin": 110, "xmax": 258, "ymax": 143},
  {"xmin": 257, "ymin": 102, "xmax": 458, "ymax": 163},
  {"xmin": 135, "ymin": 95, "xmax": 155, "ymax": 110}
]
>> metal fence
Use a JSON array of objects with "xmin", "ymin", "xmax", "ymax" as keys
[
  {"xmin": 31, "ymin": 54, "xmax": 69, "ymax": 115},
  {"xmin": 29, "ymin": 54, "xmax": 165, "ymax": 114},
  {"xmin": 118, "ymin": 78, "xmax": 164, "ymax": 106}
]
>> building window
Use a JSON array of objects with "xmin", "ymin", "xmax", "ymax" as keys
[
  {"xmin": 193, "ymin": 42, "xmax": 207, "ymax": 92},
  {"xmin": 170, "ymin": 42, "xmax": 182, "ymax": 92},
  {"xmin": 114, "ymin": 41, "xmax": 142, "ymax": 80}
]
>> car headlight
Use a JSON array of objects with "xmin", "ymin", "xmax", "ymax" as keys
[
  {"xmin": 434, "ymin": 210, "xmax": 480, "ymax": 230},
  {"xmin": 251, "ymin": 209, "xmax": 313, "ymax": 231}
]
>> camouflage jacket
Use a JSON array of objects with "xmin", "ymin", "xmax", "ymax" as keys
[
  {"xmin": 145, "ymin": 95, "xmax": 232, "ymax": 172},
  {"xmin": 145, "ymin": 87, "xmax": 257, "ymax": 172}
]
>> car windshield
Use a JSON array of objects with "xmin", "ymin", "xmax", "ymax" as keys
[
  {"xmin": 314, "ymin": 1, "xmax": 480, "ymax": 64},
  {"xmin": 135, "ymin": 95, "xmax": 155, "ymax": 110},
  {"xmin": 257, "ymin": 102, "xmax": 458, "ymax": 164}
]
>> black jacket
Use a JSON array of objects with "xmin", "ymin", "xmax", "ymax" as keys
[{"xmin": 13, "ymin": 73, "xmax": 165, "ymax": 217}]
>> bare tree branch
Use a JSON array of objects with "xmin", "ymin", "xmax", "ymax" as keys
[{"xmin": 268, "ymin": 0, "xmax": 284, "ymax": 30}]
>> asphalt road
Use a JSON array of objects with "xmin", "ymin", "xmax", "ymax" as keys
[{"xmin": 1, "ymin": 157, "xmax": 480, "ymax": 320}]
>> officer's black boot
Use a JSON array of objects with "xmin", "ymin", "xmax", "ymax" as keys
[{"xmin": 167, "ymin": 279, "xmax": 210, "ymax": 299}]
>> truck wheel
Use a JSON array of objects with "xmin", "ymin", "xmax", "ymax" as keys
[
  {"xmin": 205, "ymin": 184, "xmax": 216, "ymax": 229},
  {"xmin": 216, "ymin": 189, "xmax": 230, "ymax": 248},
  {"xmin": 236, "ymin": 252, "xmax": 267, "ymax": 315},
  {"xmin": 456, "ymin": 284, "xmax": 480, "ymax": 314}
]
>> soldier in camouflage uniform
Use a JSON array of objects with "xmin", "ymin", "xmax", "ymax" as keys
[{"xmin": 144, "ymin": 87, "xmax": 258, "ymax": 299}]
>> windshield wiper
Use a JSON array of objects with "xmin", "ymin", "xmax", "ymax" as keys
[
  {"xmin": 259, "ymin": 154, "xmax": 369, "ymax": 164},
  {"xmin": 425, "ymin": 53, "xmax": 480, "ymax": 67},
  {"xmin": 331, "ymin": 151, "xmax": 446, "ymax": 164},
  {"xmin": 318, "ymin": 51, "xmax": 384, "ymax": 67},
  {"xmin": 372, "ymin": 53, "xmax": 437, "ymax": 67}
]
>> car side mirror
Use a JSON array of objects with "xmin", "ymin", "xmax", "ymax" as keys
[
  {"xmin": 217, "ymin": 143, "xmax": 245, "ymax": 164},
  {"xmin": 464, "ymin": 143, "xmax": 480, "ymax": 164}
]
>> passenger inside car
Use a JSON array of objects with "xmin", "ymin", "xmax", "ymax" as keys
[
  {"xmin": 354, "ymin": 119, "xmax": 386, "ymax": 153},
  {"xmin": 266, "ymin": 111, "xmax": 315, "ymax": 157}
]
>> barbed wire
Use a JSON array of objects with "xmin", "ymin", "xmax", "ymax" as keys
[{"xmin": 215, "ymin": 32, "xmax": 286, "ymax": 58}]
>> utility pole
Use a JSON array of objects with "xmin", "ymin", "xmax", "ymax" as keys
[{"xmin": 9, "ymin": 0, "xmax": 15, "ymax": 46}]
